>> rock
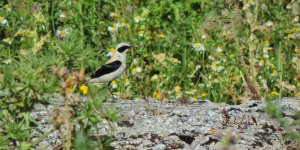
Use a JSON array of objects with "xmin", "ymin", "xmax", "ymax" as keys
[{"xmin": 30, "ymin": 97, "xmax": 299, "ymax": 149}]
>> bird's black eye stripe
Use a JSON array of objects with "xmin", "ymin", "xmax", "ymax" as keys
[{"xmin": 117, "ymin": 45, "xmax": 131, "ymax": 53}]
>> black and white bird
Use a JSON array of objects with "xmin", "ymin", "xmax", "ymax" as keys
[{"xmin": 88, "ymin": 43, "xmax": 134, "ymax": 100}]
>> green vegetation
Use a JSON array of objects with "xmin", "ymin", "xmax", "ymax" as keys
[{"xmin": 0, "ymin": 0, "xmax": 299, "ymax": 149}]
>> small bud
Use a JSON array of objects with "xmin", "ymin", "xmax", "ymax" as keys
[
  {"xmin": 59, "ymin": 66, "xmax": 68, "ymax": 79},
  {"xmin": 50, "ymin": 108, "xmax": 64, "ymax": 128},
  {"xmin": 64, "ymin": 76, "xmax": 74, "ymax": 89},
  {"xmin": 52, "ymin": 65, "xmax": 59, "ymax": 76},
  {"xmin": 77, "ymin": 68, "xmax": 86, "ymax": 83}
]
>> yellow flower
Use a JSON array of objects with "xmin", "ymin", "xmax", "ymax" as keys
[
  {"xmin": 212, "ymin": 62, "xmax": 218, "ymax": 70},
  {"xmin": 265, "ymin": 20, "xmax": 273, "ymax": 27},
  {"xmin": 0, "ymin": 16, "xmax": 8, "ymax": 25},
  {"xmin": 80, "ymin": 85, "xmax": 88, "ymax": 95},
  {"xmin": 270, "ymin": 63, "xmax": 275, "ymax": 69},
  {"xmin": 287, "ymin": 33, "xmax": 295, "ymax": 39},
  {"xmin": 201, "ymin": 93, "xmax": 207, "ymax": 97},
  {"xmin": 151, "ymin": 74, "xmax": 159, "ymax": 80},
  {"xmin": 107, "ymin": 48, "xmax": 116, "ymax": 57},
  {"xmin": 199, "ymin": 84, "xmax": 205, "ymax": 87},
  {"xmin": 110, "ymin": 48, "xmax": 115, "ymax": 52},
  {"xmin": 3, "ymin": 37, "xmax": 11, "ymax": 44},
  {"xmin": 175, "ymin": 85, "xmax": 181, "ymax": 92},
  {"xmin": 138, "ymin": 30, "xmax": 144, "ymax": 36},
  {"xmin": 209, "ymin": 73, "xmax": 213, "ymax": 79},
  {"xmin": 170, "ymin": 58, "xmax": 180, "ymax": 63},
  {"xmin": 124, "ymin": 78, "xmax": 130, "ymax": 86},
  {"xmin": 66, "ymin": 87, "xmax": 73, "ymax": 93},
  {"xmin": 121, "ymin": 22, "xmax": 128, "ymax": 27},
  {"xmin": 263, "ymin": 40, "xmax": 270, "ymax": 46},
  {"xmin": 134, "ymin": 15, "xmax": 143, "ymax": 22},
  {"xmin": 4, "ymin": 4, "xmax": 11, "ymax": 9},
  {"xmin": 111, "ymin": 80, "xmax": 117, "ymax": 88},
  {"xmin": 110, "ymin": 12, "xmax": 118, "ymax": 18},
  {"xmin": 293, "ymin": 16, "xmax": 299, "ymax": 23},
  {"xmin": 259, "ymin": 59, "xmax": 265, "ymax": 66},
  {"xmin": 132, "ymin": 68, "xmax": 137, "ymax": 74},
  {"xmin": 153, "ymin": 92, "xmax": 162, "ymax": 100},
  {"xmin": 56, "ymin": 29, "xmax": 68, "ymax": 39},
  {"xmin": 271, "ymin": 70, "xmax": 278, "ymax": 76},
  {"xmin": 111, "ymin": 80, "xmax": 117, "ymax": 85},
  {"xmin": 185, "ymin": 91, "xmax": 194, "ymax": 95},
  {"xmin": 176, "ymin": 90, "xmax": 182, "ymax": 98},
  {"xmin": 271, "ymin": 91, "xmax": 279, "ymax": 95},
  {"xmin": 158, "ymin": 33, "xmax": 165, "ymax": 38},
  {"xmin": 108, "ymin": 23, "xmax": 121, "ymax": 32},
  {"xmin": 192, "ymin": 96, "xmax": 197, "ymax": 101},
  {"xmin": 0, "ymin": 17, "xmax": 4, "ymax": 22},
  {"xmin": 114, "ymin": 92, "xmax": 121, "ymax": 96},
  {"xmin": 193, "ymin": 42, "xmax": 205, "ymax": 52}
]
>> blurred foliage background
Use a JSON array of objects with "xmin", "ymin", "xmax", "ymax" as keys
[{"xmin": 0, "ymin": 0, "xmax": 299, "ymax": 149}]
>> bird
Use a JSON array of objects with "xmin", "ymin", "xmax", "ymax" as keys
[{"xmin": 88, "ymin": 43, "xmax": 134, "ymax": 101}]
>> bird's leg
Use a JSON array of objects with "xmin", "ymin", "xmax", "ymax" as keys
[{"xmin": 107, "ymin": 81, "xmax": 116, "ymax": 102}]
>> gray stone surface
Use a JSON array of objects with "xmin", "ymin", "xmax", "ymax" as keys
[{"xmin": 30, "ymin": 97, "xmax": 300, "ymax": 149}]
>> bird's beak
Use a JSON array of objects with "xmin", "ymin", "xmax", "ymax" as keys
[{"xmin": 130, "ymin": 46, "xmax": 136, "ymax": 59}]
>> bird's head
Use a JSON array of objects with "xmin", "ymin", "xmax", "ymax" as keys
[
  {"xmin": 115, "ymin": 43, "xmax": 133, "ymax": 53},
  {"xmin": 112, "ymin": 43, "xmax": 136, "ymax": 61}
]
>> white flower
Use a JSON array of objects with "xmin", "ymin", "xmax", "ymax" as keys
[
  {"xmin": 56, "ymin": 29, "xmax": 68, "ymax": 40},
  {"xmin": 208, "ymin": 55, "xmax": 214, "ymax": 60},
  {"xmin": 134, "ymin": 15, "xmax": 143, "ymax": 23},
  {"xmin": 201, "ymin": 34, "xmax": 207, "ymax": 39},
  {"xmin": 263, "ymin": 47, "xmax": 272, "ymax": 52},
  {"xmin": 138, "ymin": 30, "xmax": 144, "ymax": 37},
  {"xmin": 206, "ymin": 82, "xmax": 212, "ymax": 88},
  {"xmin": 218, "ymin": 66, "xmax": 224, "ymax": 71},
  {"xmin": 193, "ymin": 42, "xmax": 205, "ymax": 52},
  {"xmin": 133, "ymin": 59, "xmax": 138, "ymax": 65},
  {"xmin": 120, "ymin": 22, "xmax": 128, "ymax": 28},
  {"xmin": 213, "ymin": 79, "xmax": 220, "ymax": 83},
  {"xmin": 151, "ymin": 74, "xmax": 159, "ymax": 81},
  {"xmin": 3, "ymin": 58, "xmax": 12, "ymax": 64},
  {"xmin": 259, "ymin": 59, "xmax": 265, "ymax": 66},
  {"xmin": 292, "ymin": 57, "xmax": 298, "ymax": 62},
  {"xmin": 59, "ymin": 12, "xmax": 66, "ymax": 18},
  {"xmin": 124, "ymin": 78, "xmax": 130, "ymax": 86},
  {"xmin": 263, "ymin": 54, "xmax": 269, "ymax": 59},
  {"xmin": 2, "ymin": 37, "xmax": 12, "ymax": 44},
  {"xmin": 110, "ymin": 12, "xmax": 118, "ymax": 18},
  {"xmin": 258, "ymin": 76, "xmax": 263, "ymax": 79},
  {"xmin": 293, "ymin": 16, "xmax": 299, "ymax": 23},
  {"xmin": 107, "ymin": 48, "xmax": 115, "ymax": 57},
  {"xmin": 185, "ymin": 90, "xmax": 194, "ymax": 95},
  {"xmin": 265, "ymin": 20, "xmax": 273, "ymax": 27},
  {"xmin": 136, "ymin": 67, "xmax": 142, "ymax": 73},
  {"xmin": 4, "ymin": 4, "xmax": 11, "ymax": 11},
  {"xmin": 215, "ymin": 47, "xmax": 223, "ymax": 52},
  {"xmin": 211, "ymin": 61, "xmax": 223, "ymax": 72},
  {"xmin": 286, "ymin": 3, "xmax": 292, "ymax": 9},
  {"xmin": 111, "ymin": 80, "xmax": 118, "ymax": 89},
  {"xmin": 115, "ymin": 22, "xmax": 121, "ymax": 27},
  {"xmin": 0, "ymin": 17, "xmax": 8, "ymax": 25},
  {"xmin": 108, "ymin": 24, "xmax": 119, "ymax": 32}
]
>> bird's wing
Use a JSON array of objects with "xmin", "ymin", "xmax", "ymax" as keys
[{"xmin": 91, "ymin": 60, "xmax": 122, "ymax": 79}]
